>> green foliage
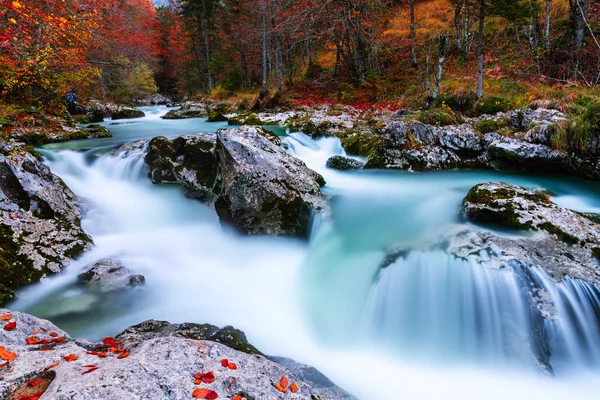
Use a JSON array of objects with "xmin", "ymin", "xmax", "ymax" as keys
[
  {"xmin": 221, "ymin": 67, "xmax": 244, "ymax": 92},
  {"xmin": 415, "ymin": 107, "xmax": 465, "ymax": 126},
  {"xmin": 474, "ymin": 116, "xmax": 511, "ymax": 134},
  {"xmin": 474, "ymin": 95, "xmax": 513, "ymax": 116},
  {"xmin": 109, "ymin": 58, "xmax": 158, "ymax": 103},
  {"xmin": 551, "ymin": 100, "xmax": 600, "ymax": 152},
  {"xmin": 434, "ymin": 91, "xmax": 478, "ymax": 113}
]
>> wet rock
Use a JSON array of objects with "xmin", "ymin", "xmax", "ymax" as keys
[
  {"xmin": 77, "ymin": 259, "xmax": 145, "ymax": 292},
  {"xmin": 216, "ymin": 127, "xmax": 327, "ymax": 236},
  {"xmin": 207, "ymin": 111, "xmax": 228, "ymax": 122},
  {"xmin": 145, "ymin": 134, "xmax": 219, "ymax": 201},
  {"xmin": 0, "ymin": 309, "xmax": 356, "ymax": 400},
  {"xmin": 326, "ymin": 155, "xmax": 365, "ymax": 171},
  {"xmin": 111, "ymin": 108, "xmax": 145, "ymax": 120},
  {"xmin": 0, "ymin": 140, "xmax": 92, "ymax": 305},
  {"xmin": 82, "ymin": 124, "xmax": 112, "ymax": 139},
  {"xmin": 227, "ymin": 112, "xmax": 269, "ymax": 126},
  {"xmin": 161, "ymin": 103, "xmax": 208, "ymax": 119}
]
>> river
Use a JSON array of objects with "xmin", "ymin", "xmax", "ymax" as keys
[{"xmin": 10, "ymin": 106, "xmax": 600, "ymax": 399}]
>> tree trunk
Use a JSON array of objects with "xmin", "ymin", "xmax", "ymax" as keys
[
  {"xmin": 529, "ymin": 0, "xmax": 539, "ymax": 51},
  {"xmin": 476, "ymin": 0, "xmax": 485, "ymax": 98},
  {"xmin": 201, "ymin": 0, "xmax": 213, "ymax": 91},
  {"xmin": 545, "ymin": 0, "xmax": 551, "ymax": 49},
  {"xmin": 455, "ymin": 0, "xmax": 464, "ymax": 51},
  {"xmin": 425, "ymin": 39, "xmax": 432, "ymax": 99},
  {"xmin": 570, "ymin": 0, "xmax": 589, "ymax": 47},
  {"xmin": 410, "ymin": 0, "xmax": 417, "ymax": 66},
  {"xmin": 465, "ymin": 0, "xmax": 471, "ymax": 56},
  {"xmin": 261, "ymin": 4, "xmax": 269, "ymax": 96},
  {"xmin": 432, "ymin": 36, "xmax": 448, "ymax": 100}
]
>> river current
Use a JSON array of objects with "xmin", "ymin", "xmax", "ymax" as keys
[{"xmin": 10, "ymin": 106, "xmax": 600, "ymax": 399}]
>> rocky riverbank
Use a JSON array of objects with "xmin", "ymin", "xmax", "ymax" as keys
[{"xmin": 0, "ymin": 309, "xmax": 355, "ymax": 400}]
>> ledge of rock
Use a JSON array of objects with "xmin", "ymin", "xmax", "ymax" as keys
[
  {"xmin": 0, "ymin": 140, "xmax": 92, "ymax": 305},
  {"xmin": 0, "ymin": 309, "xmax": 356, "ymax": 400}
]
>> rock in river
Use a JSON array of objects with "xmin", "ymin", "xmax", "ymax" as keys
[
  {"xmin": 77, "ymin": 259, "xmax": 145, "ymax": 293},
  {"xmin": 111, "ymin": 108, "xmax": 145, "ymax": 120},
  {"xmin": 0, "ymin": 309, "xmax": 356, "ymax": 400}
]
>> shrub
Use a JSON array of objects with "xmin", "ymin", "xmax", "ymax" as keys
[
  {"xmin": 221, "ymin": 67, "xmax": 244, "ymax": 93},
  {"xmin": 415, "ymin": 105, "xmax": 464, "ymax": 126},
  {"xmin": 435, "ymin": 91, "xmax": 478, "ymax": 113},
  {"xmin": 474, "ymin": 95, "xmax": 513, "ymax": 116}
]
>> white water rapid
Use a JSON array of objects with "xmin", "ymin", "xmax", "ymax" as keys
[{"xmin": 10, "ymin": 110, "xmax": 600, "ymax": 399}]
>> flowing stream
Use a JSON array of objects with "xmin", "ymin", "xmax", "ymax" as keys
[{"xmin": 10, "ymin": 106, "xmax": 600, "ymax": 399}]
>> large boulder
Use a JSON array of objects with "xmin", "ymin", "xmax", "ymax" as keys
[
  {"xmin": 326, "ymin": 155, "xmax": 365, "ymax": 171},
  {"xmin": 215, "ymin": 127, "xmax": 327, "ymax": 236},
  {"xmin": 111, "ymin": 108, "xmax": 145, "ymax": 120},
  {"xmin": 77, "ymin": 259, "xmax": 145, "ymax": 293},
  {"xmin": 145, "ymin": 127, "xmax": 327, "ymax": 237},
  {"xmin": 0, "ymin": 140, "xmax": 92, "ymax": 305},
  {"xmin": 82, "ymin": 124, "xmax": 112, "ymax": 139},
  {"xmin": 145, "ymin": 134, "xmax": 219, "ymax": 201},
  {"xmin": 0, "ymin": 309, "xmax": 356, "ymax": 400}
]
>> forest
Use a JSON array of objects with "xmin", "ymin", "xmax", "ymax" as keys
[{"xmin": 1, "ymin": 0, "xmax": 599, "ymax": 112}]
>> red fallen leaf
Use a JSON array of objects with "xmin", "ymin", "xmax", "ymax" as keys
[
  {"xmin": 41, "ymin": 328, "xmax": 48, "ymax": 332},
  {"xmin": 290, "ymin": 382, "xmax": 299, "ymax": 393},
  {"xmin": 86, "ymin": 351, "xmax": 108, "ymax": 358},
  {"xmin": 220, "ymin": 359, "xmax": 228, "ymax": 367},
  {"xmin": 43, "ymin": 362, "xmax": 59, "ymax": 371},
  {"xmin": 0, "ymin": 346, "xmax": 17, "ymax": 360},
  {"xmin": 108, "ymin": 347, "xmax": 124, "ymax": 354},
  {"xmin": 63, "ymin": 354, "xmax": 79, "ymax": 362},
  {"xmin": 82, "ymin": 366, "xmax": 99, "ymax": 375},
  {"xmin": 16, "ymin": 392, "xmax": 44, "ymax": 400},
  {"xmin": 83, "ymin": 364, "xmax": 97, "ymax": 368},
  {"xmin": 192, "ymin": 388, "xmax": 208, "ymax": 399},
  {"xmin": 205, "ymin": 390, "xmax": 218, "ymax": 400},
  {"xmin": 40, "ymin": 347, "xmax": 53, "ymax": 352},
  {"xmin": 228, "ymin": 362, "xmax": 237, "ymax": 370},
  {"xmin": 1, "ymin": 313, "xmax": 12, "ymax": 321},
  {"xmin": 279, "ymin": 376, "xmax": 289, "ymax": 389},
  {"xmin": 0, "ymin": 361, "xmax": 9, "ymax": 368},
  {"xmin": 49, "ymin": 332, "xmax": 58, "ymax": 337},
  {"xmin": 4, "ymin": 321, "xmax": 16, "ymax": 331},
  {"xmin": 117, "ymin": 351, "xmax": 129, "ymax": 359},
  {"xmin": 28, "ymin": 379, "xmax": 44, "ymax": 387},
  {"xmin": 274, "ymin": 383, "xmax": 287, "ymax": 393},
  {"xmin": 102, "ymin": 337, "xmax": 118, "ymax": 346},
  {"xmin": 32, "ymin": 330, "xmax": 39, "ymax": 335},
  {"xmin": 233, "ymin": 396, "xmax": 242, "ymax": 400},
  {"xmin": 194, "ymin": 379, "xmax": 202, "ymax": 385},
  {"xmin": 26, "ymin": 337, "xmax": 40, "ymax": 345}
]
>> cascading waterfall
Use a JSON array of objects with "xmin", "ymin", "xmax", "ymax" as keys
[{"xmin": 10, "ymin": 114, "xmax": 600, "ymax": 399}]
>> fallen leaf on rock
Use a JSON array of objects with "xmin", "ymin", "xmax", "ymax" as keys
[
  {"xmin": 4, "ymin": 321, "xmax": 16, "ymax": 331},
  {"xmin": 1, "ymin": 313, "xmax": 12, "ymax": 321},
  {"xmin": 82, "ymin": 366, "xmax": 99, "ymax": 375},
  {"xmin": 290, "ymin": 382, "xmax": 299, "ymax": 393},
  {"xmin": 32, "ymin": 330, "xmax": 39, "ymax": 335},
  {"xmin": 233, "ymin": 396, "xmax": 242, "ymax": 400},
  {"xmin": 0, "ymin": 361, "xmax": 9, "ymax": 368},
  {"xmin": 63, "ymin": 354, "xmax": 79, "ymax": 362},
  {"xmin": 192, "ymin": 388, "xmax": 208, "ymax": 398},
  {"xmin": 194, "ymin": 379, "xmax": 202, "ymax": 385},
  {"xmin": 205, "ymin": 390, "xmax": 218, "ymax": 399},
  {"xmin": 194, "ymin": 371, "xmax": 215, "ymax": 384},
  {"xmin": 279, "ymin": 376, "xmax": 289, "ymax": 389},
  {"xmin": 41, "ymin": 328, "xmax": 48, "ymax": 332},
  {"xmin": 0, "ymin": 346, "xmax": 17, "ymax": 360},
  {"xmin": 26, "ymin": 337, "xmax": 40, "ymax": 345},
  {"xmin": 220, "ymin": 359, "xmax": 229, "ymax": 367},
  {"xmin": 102, "ymin": 337, "xmax": 118, "ymax": 346},
  {"xmin": 274, "ymin": 383, "xmax": 287, "ymax": 393},
  {"xmin": 228, "ymin": 362, "xmax": 237, "ymax": 370},
  {"xmin": 28, "ymin": 379, "xmax": 44, "ymax": 387},
  {"xmin": 83, "ymin": 364, "xmax": 97, "ymax": 368},
  {"xmin": 43, "ymin": 362, "xmax": 59, "ymax": 371},
  {"xmin": 117, "ymin": 351, "xmax": 129, "ymax": 359},
  {"xmin": 86, "ymin": 351, "xmax": 108, "ymax": 358},
  {"xmin": 49, "ymin": 332, "xmax": 58, "ymax": 337}
]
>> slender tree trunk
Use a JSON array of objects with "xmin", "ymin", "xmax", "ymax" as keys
[
  {"xmin": 432, "ymin": 36, "xmax": 448, "ymax": 100},
  {"xmin": 529, "ymin": 0, "xmax": 539, "ymax": 51},
  {"xmin": 570, "ymin": 0, "xmax": 589, "ymax": 47},
  {"xmin": 476, "ymin": 0, "xmax": 485, "ymax": 98},
  {"xmin": 465, "ymin": 0, "xmax": 471, "ymax": 56},
  {"xmin": 201, "ymin": 0, "xmax": 213, "ymax": 91},
  {"xmin": 425, "ymin": 39, "xmax": 432, "ymax": 99},
  {"xmin": 455, "ymin": 0, "xmax": 464, "ymax": 51},
  {"xmin": 545, "ymin": 0, "xmax": 551, "ymax": 49},
  {"xmin": 271, "ymin": 2, "xmax": 282, "ymax": 95},
  {"xmin": 261, "ymin": 4, "xmax": 269, "ymax": 96},
  {"xmin": 410, "ymin": 0, "xmax": 417, "ymax": 66}
]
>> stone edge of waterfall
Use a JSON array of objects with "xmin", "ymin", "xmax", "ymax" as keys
[{"xmin": 0, "ymin": 308, "xmax": 356, "ymax": 400}]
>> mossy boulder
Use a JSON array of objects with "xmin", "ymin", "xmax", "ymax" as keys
[
  {"xmin": 227, "ymin": 113, "xmax": 266, "ymax": 126},
  {"xmin": 112, "ymin": 108, "xmax": 145, "ymax": 120},
  {"xmin": 206, "ymin": 111, "xmax": 228, "ymax": 122},
  {"xmin": 162, "ymin": 104, "xmax": 208, "ymax": 120},
  {"xmin": 83, "ymin": 124, "xmax": 112, "ymax": 138},
  {"xmin": 73, "ymin": 114, "xmax": 91, "ymax": 124},
  {"xmin": 462, "ymin": 182, "xmax": 600, "ymax": 248},
  {"xmin": 285, "ymin": 114, "xmax": 335, "ymax": 138}
]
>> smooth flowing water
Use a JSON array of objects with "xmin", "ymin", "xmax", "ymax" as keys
[{"xmin": 10, "ymin": 107, "xmax": 600, "ymax": 399}]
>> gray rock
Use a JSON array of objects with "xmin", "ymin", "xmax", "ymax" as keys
[
  {"xmin": 215, "ymin": 127, "xmax": 327, "ymax": 236},
  {"xmin": 0, "ymin": 309, "xmax": 355, "ymax": 400},
  {"xmin": 326, "ymin": 156, "xmax": 365, "ymax": 171},
  {"xmin": 111, "ymin": 108, "xmax": 145, "ymax": 120},
  {"xmin": 0, "ymin": 140, "xmax": 92, "ymax": 305},
  {"xmin": 77, "ymin": 259, "xmax": 145, "ymax": 293},
  {"xmin": 161, "ymin": 103, "xmax": 208, "ymax": 119},
  {"xmin": 82, "ymin": 124, "xmax": 112, "ymax": 139}
]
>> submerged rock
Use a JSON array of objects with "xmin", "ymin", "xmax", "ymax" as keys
[
  {"xmin": 145, "ymin": 127, "xmax": 326, "ymax": 237},
  {"xmin": 77, "ymin": 259, "xmax": 145, "ymax": 293},
  {"xmin": 0, "ymin": 140, "xmax": 92, "ymax": 305},
  {"xmin": 0, "ymin": 309, "xmax": 356, "ymax": 400},
  {"xmin": 326, "ymin": 155, "xmax": 365, "ymax": 171},
  {"xmin": 216, "ymin": 127, "xmax": 327, "ymax": 236},
  {"xmin": 111, "ymin": 108, "xmax": 145, "ymax": 120}
]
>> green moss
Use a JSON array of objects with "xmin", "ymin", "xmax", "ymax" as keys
[
  {"xmin": 592, "ymin": 247, "xmax": 600, "ymax": 260},
  {"xmin": 414, "ymin": 108, "xmax": 464, "ymax": 126},
  {"xmin": 339, "ymin": 129, "xmax": 380, "ymax": 157},
  {"xmin": 474, "ymin": 95, "xmax": 513, "ymax": 116},
  {"xmin": 538, "ymin": 222, "xmax": 579, "ymax": 246},
  {"xmin": 463, "ymin": 186, "xmax": 533, "ymax": 229},
  {"xmin": 207, "ymin": 111, "xmax": 228, "ymax": 122},
  {"xmin": 228, "ymin": 113, "xmax": 268, "ymax": 126},
  {"xmin": 72, "ymin": 114, "xmax": 91, "ymax": 124},
  {"xmin": 474, "ymin": 116, "xmax": 512, "ymax": 134}
]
